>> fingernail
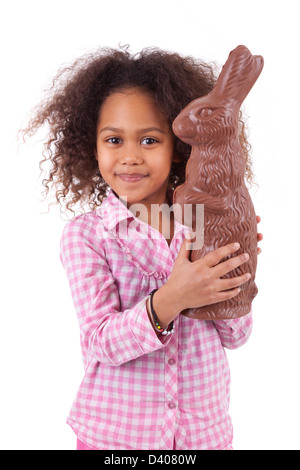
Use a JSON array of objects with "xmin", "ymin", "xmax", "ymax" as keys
[{"xmin": 234, "ymin": 243, "xmax": 240, "ymax": 249}]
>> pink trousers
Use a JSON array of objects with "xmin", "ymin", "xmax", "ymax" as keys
[
  {"xmin": 76, "ymin": 438, "xmax": 233, "ymax": 450},
  {"xmin": 76, "ymin": 438, "xmax": 178, "ymax": 451},
  {"xmin": 77, "ymin": 438, "xmax": 94, "ymax": 450}
]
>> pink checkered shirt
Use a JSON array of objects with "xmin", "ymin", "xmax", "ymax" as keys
[{"xmin": 59, "ymin": 189, "xmax": 253, "ymax": 450}]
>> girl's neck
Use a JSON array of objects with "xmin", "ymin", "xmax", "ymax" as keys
[
  {"xmin": 119, "ymin": 190, "xmax": 175, "ymax": 246},
  {"xmin": 147, "ymin": 200, "xmax": 175, "ymax": 246}
]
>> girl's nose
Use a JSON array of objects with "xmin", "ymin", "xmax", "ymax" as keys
[{"xmin": 119, "ymin": 145, "xmax": 143, "ymax": 165}]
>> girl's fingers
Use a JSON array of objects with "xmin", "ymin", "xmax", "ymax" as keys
[
  {"xmin": 203, "ymin": 243, "xmax": 240, "ymax": 268},
  {"xmin": 219, "ymin": 272, "xmax": 251, "ymax": 291},
  {"xmin": 212, "ymin": 287, "xmax": 241, "ymax": 304},
  {"xmin": 177, "ymin": 233, "xmax": 193, "ymax": 261},
  {"xmin": 214, "ymin": 252, "xmax": 249, "ymax": 278}
]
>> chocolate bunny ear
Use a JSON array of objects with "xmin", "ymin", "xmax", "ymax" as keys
[{"xmin": 213, "ymin": 45, "xmax": 264, "ymax": 105}]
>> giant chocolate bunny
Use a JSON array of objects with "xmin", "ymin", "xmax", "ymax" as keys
[{"xmin": 172, "ymin": 45, "xmax": 264, "ymax": 320}]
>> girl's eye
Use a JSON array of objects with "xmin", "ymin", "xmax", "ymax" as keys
[
  {"xmin": 141, "ymin": 137, "xmax": 158, "ymax": 145},
  {"xmin": 106, "ymin": 137, "xmax": 122, "ymax": 144}
]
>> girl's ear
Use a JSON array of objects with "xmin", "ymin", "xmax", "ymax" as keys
[{"xmin": 172, "ymin": 151, "xmax": 181, "ymax": 163}]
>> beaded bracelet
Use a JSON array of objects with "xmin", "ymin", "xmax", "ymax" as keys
[{"xmin": 149, "ymin": 289, "xmax": 174, "ymax": 336}]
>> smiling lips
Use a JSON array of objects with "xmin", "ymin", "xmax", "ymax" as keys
[{"xmin": 117, "ymin": 173, "xmax": 148, "ymax": 182}]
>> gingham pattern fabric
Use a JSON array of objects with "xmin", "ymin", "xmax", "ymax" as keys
[{"xmin": 60, "ymin": 189, "xmax": 253, "ymax": 450}]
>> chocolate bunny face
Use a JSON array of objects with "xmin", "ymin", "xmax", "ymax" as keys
[
  {"xmin": 172, "ymin": 46, "xmax": 264, "ymax": 320},
  {"xmin": 172, "ymin": 96, "xmax": 238, "ymax": 147},
  {"xmin": 173, "ymin": 45, "xmax": 263, "ymax": 147}
]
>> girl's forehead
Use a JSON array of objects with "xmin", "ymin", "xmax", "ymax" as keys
[
  {"xmin": 98, "ymin": 88, "xmax": 169, "ymax": 128},
  {"xmin": 102, "ymin": 87, "xmax": 155, "ymax": 108}
]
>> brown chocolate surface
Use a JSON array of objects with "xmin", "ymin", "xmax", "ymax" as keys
[{"xmin": 172, "ymin": 45, "xmax": 263, "ymax": 320}]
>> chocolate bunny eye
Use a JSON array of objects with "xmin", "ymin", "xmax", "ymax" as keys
[{"xmin": 199, "ymin": 108, "xmax": 213, "ymax": 117}]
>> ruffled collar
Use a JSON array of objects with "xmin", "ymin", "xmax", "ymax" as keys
[{"xmin": 95, "ymin": 189, "xmax": 189, "ymax": 279}]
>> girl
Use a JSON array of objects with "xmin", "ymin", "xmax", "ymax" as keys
[{"xmin": 22, "ymin": 46, "xmax": 262, "ymax": 450}]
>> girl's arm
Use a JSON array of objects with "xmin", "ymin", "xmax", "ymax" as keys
[
  {"xmin": 146, "ymin": 235, "xmax": 252, "ymax": 331},
  {"xmin": 59, "ymin": 217, "xmax": 172, "ymax": 367}
]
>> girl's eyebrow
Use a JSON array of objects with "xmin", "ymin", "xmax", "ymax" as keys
[{"xmin": 99, "ymin": 126, "xmax": 167, "ymax": 134}]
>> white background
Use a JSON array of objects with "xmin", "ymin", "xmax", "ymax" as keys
[{"xmin": 1, "ymin": 0, "xmax": 299, "ymax": 450}]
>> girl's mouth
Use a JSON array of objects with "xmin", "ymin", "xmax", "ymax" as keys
[{"xmin": 117, "ymin": 174, "xmax": 148, "ymax": 183}]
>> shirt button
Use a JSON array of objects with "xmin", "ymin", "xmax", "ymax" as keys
[
  {"xmin": 168, "ymin": 402, "xmax": 176, "ymax": 409},
  {"xmin": 168, "ymin": 358, "xmax": 176, "ymax": 365}
]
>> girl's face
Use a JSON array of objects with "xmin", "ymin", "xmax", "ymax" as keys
[{"xmin": 95, "ymin": 87, "xmax": 179, "ymax": 209}]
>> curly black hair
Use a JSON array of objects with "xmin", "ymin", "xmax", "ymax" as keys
[{"xmin": 20, "ymin": 45, "xmax": 254, "ymax": 217}]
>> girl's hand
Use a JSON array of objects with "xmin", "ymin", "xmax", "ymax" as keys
[
  {"xmin": 257, "ymin": 215, "xmax": 263, "ymax": 255},
  {"xmin": 152, "ymin": 219, "xmax": 263, "ymax": 328},
  {"xmin": 164, "ymin": 239, "xmax": 251, "ymax": 314}
]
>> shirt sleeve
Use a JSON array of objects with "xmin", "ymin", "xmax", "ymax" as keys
[
  {"xmin": 212, "ymin": 309, "xmax": 253, "ymax": 350},
  {"xmin": 59, "ymin": 217, "xmax": 172, "ymax": 367}
]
